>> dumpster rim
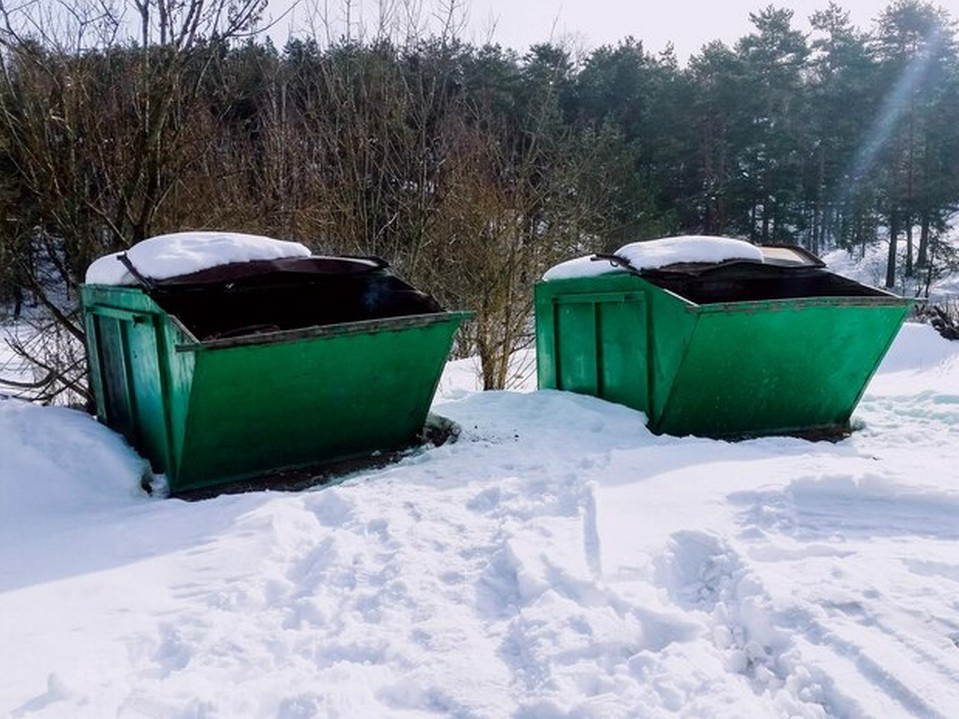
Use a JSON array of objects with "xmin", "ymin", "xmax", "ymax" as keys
[
  {"xmin": 174, "ymin": 310, "xmax": 473, "ymax": 352},
  {"xmin": 691, "ymin": 295, "xmax": 919, "ymax": 314}
]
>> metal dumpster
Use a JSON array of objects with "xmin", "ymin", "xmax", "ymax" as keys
[
  {"xmin": 535, "ymin": 241, "xmax": 914, "ymax": 438},
  {"xmin": 83, "ymin": 251, "xmax": 469, "ymax": 494}
]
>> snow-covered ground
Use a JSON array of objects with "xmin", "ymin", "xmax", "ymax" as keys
[{"xmin": 2, "ymin": 320, "xmax": 959, "ymax": 718}]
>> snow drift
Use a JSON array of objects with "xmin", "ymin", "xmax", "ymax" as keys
[{"xmin": 2, "ymin": 322, "xmax": 959, "ymax": 717}]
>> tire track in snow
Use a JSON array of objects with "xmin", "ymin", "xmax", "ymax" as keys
[
  {"xmin": 652, "ymin": 527, "xmax": 956, "ymax": 718},
  {"xmin": 724, "ymin": 475, "xmax": 959, "ymax": 718},
  {"xmin": 812, "ymin": 599, "xmax": 957, "ymax": 719}
]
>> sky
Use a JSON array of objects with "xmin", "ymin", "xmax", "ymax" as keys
[{"xmin": 264, "ymin": 0, "xmax": 959, "ymax": 64}]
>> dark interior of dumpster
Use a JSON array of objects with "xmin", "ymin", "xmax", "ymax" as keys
[
  {"xmin": 641, "ymin": 262, "xmax": 891, "ymax": 306},
  {"xmin": 144, "ymin": 256, "xmax": 445, "ymax": 340}
]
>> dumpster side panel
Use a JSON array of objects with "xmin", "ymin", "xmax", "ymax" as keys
[
  {"xmin": 154, "ymin": 316, "xmax": 196, "ymax": 480},
  {"xmin": 82, "ymin": 297, "xmax": 109, "ymax": 432},
  {"xmin": 655, "ymin": 301, "xmax": 912, "ymax": 437},
  {"xmin": 83, "ymin": 286, "xmax": 194, "ymax": 477},
  {"xmin": 534, "ymin": 281, "xmax": 560, "ymax": 391},
  {"xmin": 88, "ymin": 313, "xmax": 137, "ymax": 440},
  {"xmin": 123, "ymin": 316, "xmax": 172, "ymax": 472},
  {"xmin": 173, "ymin": 316, "xmax": 463, "ymax": 492}
]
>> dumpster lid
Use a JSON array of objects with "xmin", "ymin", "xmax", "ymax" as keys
[
  {"xmin": 85, "ymin": 231, "xmax": 314, "ymax": 286},
  {"xmin": 758, "ymin": 245, "xmax": 826, "ymax": 268},
  {"xmin": 128, "ymin": 255, "xmax": 388, "ymax": 289},
  {"xmin": 613, "ymin": 236, "xmax": 764, "ymax": 271},
  {"xmin": 542, "ymin": 237, "xmax": 833, "ymax": 284},
  {"xmin": 594, "ymin": 242, "xmax": 826, "ymax": 279},
  {"xmin": 634, "ymin": 245, "xmax": 827, "ymax": 277},
  {"xmin": 631, "ymin": 245, "xmax": 827, "ymax": 277},
  {"xmin": 543, "ymin": 236, "xmax": 766, "ymax": 281}
]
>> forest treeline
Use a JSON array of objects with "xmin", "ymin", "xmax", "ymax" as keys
[{"xmin": 1, "ymin": 0, "xmax": 958, "ymax": 399}]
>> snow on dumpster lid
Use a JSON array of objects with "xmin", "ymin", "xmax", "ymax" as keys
[
  {"xmin": 614, "ymin": 235, "xmax": 763, "ymax": 270},
  {"xmin": 541, "ymin": 255, "xmax": 627, "ymax": 281},
  {"xmin": 541, "ymin": 235, "xmax": 764, "ymax": 281},
  {"xmin": 86, "ymin": 251, "xmax": 138, "ymax": 286},
  {"xmin": 85, "ymin": 231, "xmax": 312, "ymax": 286}
]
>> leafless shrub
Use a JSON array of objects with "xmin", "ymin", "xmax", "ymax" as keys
[
  {"xmin": 1, "ymin": 306, "xmax": 87, "ymax": 405},
  {"xmin": 918, "ymin": 301, "xmax": 959, "ymax": 341},
  {"xmin": 0, "ymin": 0, "xmax": 267, "ymax": 404}
]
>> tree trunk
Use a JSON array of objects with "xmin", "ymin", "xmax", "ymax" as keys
[
  {"xmin": 814, "ymin": 147, "xmax": 826, "ymax": 254},
  {"xmin": 761, "ymin": 197, "xmax": 770, "ymax": 243},
  {"xmin": 905, "ymin": 217, "xmax": 914, "ymax": 277},
  {"xmin": 886, "ymin": 211, "xmax": 899, "ymax": 289},
  {"xmin": 918, "ymin": 212, "xmax": 930, "ymax": 267}
]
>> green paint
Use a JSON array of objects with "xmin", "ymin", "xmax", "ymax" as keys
[
  {"xmin": 83, "ymin": 284, "xmax": 468, "ymax": 494},
  {"xmin": 535, "ymin": 271, "xmax": 913, "ymax": 438}
]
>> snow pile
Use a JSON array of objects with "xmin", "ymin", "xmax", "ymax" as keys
[
  {"xmin": 542, "ymin": 235, "xmax": 763, "ymax": 281},
  {"xmin": 85, "ymin": 231, "xmax": 311, "ymax": 286},
  {"xmin": 2, "ymin": 324, "xmax": 959, "ymax": 717}
]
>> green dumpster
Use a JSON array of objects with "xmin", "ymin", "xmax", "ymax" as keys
[
  {"xmin": 82, "ymin": 235, "xmax": 469, "ymax": 495},
  {"xmin": 535, "ymin": 236, "xmax": 914, "ymax": 438}
]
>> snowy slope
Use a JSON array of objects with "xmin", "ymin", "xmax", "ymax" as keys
[
  {"xmin": 2, "ymin": 325, "xmax": 959, "ymax": 718},
  {"xmin": 823, "ymin": 244, "xmax": 959, "ymax": 302}
]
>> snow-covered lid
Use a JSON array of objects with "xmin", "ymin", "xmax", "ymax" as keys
[
  {"xmin": 85, "ymin": 231, "xmax": 312, "ymax": 286},
  {"xmin": 541, "ymin": 235, "xmax": 764, "ymax": 281},
  {"xmin": 614, "ymin": 235, "xmax": 763, "ymax": 270},
  {"xmin": 541, "ymin": 255, "xmax": 627, "ymax": 282},
  {"xmin": 86, "ymin": 251, "xmax": 138, "ymax": 286}
]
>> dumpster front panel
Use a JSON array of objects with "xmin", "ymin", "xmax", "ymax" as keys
[
  {"xmin": 172, "ymin": 313, "xmax": 466, "ymax": 492},
  {"xmin": 593, "ymin": 296, "xmax": 649, "ymax": 410},
  {"xmin": 536, "ymin": 277, "xmax": 652, "ymax": 413},
  {"xmin": 653, "ymin": 300, "xmax": 913, "ymax": 437}
]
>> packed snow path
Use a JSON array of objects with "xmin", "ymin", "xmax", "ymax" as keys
[{"xmin": 2, "ymin": 324, "xmax": 959, "ymax": 718}]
